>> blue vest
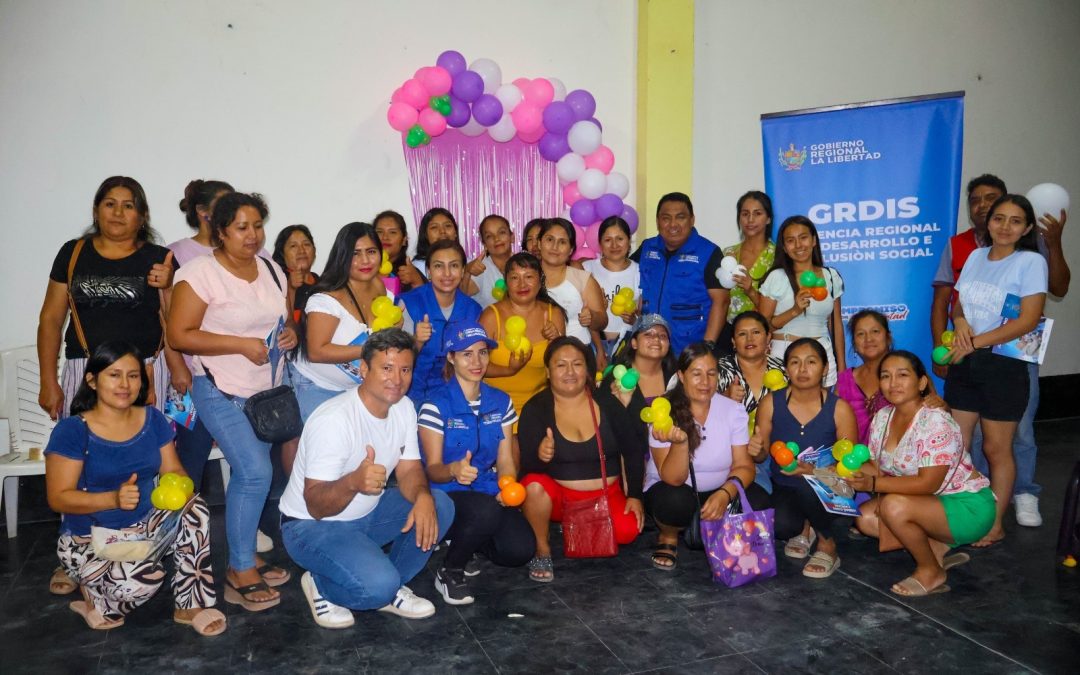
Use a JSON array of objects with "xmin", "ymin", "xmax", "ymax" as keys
[
  {"xmin": 637, "ymin": 228, "xmax": 718, "ymax": 355},
  {"xmin": 400, "ymin": 284, "xmax": 482, "ymax": 408},
  {"xmin": 422, "ymin": 378, "xmax": 510, "ymax": 495}
]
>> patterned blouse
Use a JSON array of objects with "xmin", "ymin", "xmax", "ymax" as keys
[
  {"xmin": 717, "ymin": 354, "xmax": 787, "ymax": 415},
  {"xmin": 868, "ymin": 406, "xmax": 990, "ymax": 496},
  {"xmin": 722, "ymin": 240, "xmax": 776, "ymax": 323}
]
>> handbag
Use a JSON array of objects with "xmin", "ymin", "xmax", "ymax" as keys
[
  {"xmin": 682, "ymin": 462, "xmax": 704, "ymax": 550},
  {"xmin": 702, "ymin": 480, "xmax": 777, "ymax": 588},
  {"xmin": 561, "ymin": 392, "xmax": 619, "ymax": 559}
]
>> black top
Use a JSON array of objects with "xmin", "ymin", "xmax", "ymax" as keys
[
  {"xmin": 49, "ymin": 238, "xmax": 176, "ymax": 359},
  {"xmin": 518, "ymin": 388, "xmax": 645, "ymax": 499}
]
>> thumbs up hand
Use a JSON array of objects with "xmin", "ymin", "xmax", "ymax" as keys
[
  {"xmin": 451, "ymin": 450, "xmax": 479, "ymax": 485},
  {"xmin": 149, "ymin": 251, "xmax": 174, "ymax": 288},
  {"xmin": 117, "ymin": 473, "xmax": 140, "ymax": 510},
  {"xmin": 352, "ymin": 445, "xmax": 387, "ymax": 495},
  {"xmin": 538, "ymin": 428, "xmax": 556, "ymax": 463},
  {"xmin": 415, "ymin": 313, "xmax": 433, "ymax": 346}
]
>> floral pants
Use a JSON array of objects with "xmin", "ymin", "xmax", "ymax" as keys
[{"xmin": 57, "ymin": 497, "xmax": 216, "ymax": 622}]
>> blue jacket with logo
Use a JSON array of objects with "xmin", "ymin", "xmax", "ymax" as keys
[
  {"xmin": 637, "ymin": 228, "xmax": 718, "ymax": 355},
  {"xmin": 400, "ymin": 284, "xmax": 482, "ymax": 409},
  {"xmin": 422, "ymin": 377, "xmax": 511, "ymax": 496}
]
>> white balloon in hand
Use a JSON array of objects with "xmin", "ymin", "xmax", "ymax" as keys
[{"xmin": 1025, "ymin": 183, "xmax": 1070, "ymax": 229}]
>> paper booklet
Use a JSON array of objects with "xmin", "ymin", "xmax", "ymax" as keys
[
  {"xmin": 803, "ymin": 475, "xmax": 860, "ymax": 517},
  {"xmin": 992, "ymin": 317, "xmax": 1052, "ymax": 364},
  {"xmin": 266, "ymin": 316, "xmax": 286, "ymax": 384},
  {"xmin": 164, "ymin": 387, "xmax": 197, "ymax": 430},
  {"xmin": 334, "ymin": 330, "xmax": 370, "ymax": 383}
]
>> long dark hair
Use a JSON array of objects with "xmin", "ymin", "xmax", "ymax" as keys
[
  {"xmin": 85, "ymin": 176, "xmax": 159, "ymax": 243},
  {"xmin": 374, "ymin": 210, "xmax": 410, "ymax": 269},
  {"xmin": 878, "ymin": 349, "xmax": 931, "ymax": 397},
  {"xmin": 986, "ymin": 194, "xmax": 1040, "ymax": 252},
  {"xmin": 416, "ymin": 208, "xmax": 458, "ymax": 262},
  {"xmin": 666, "ymin": 343, "xmax": 716, "ymax": 454},
  {"xmin": 312, "ymin": 222, "xmax": 382, "ymax": 294},
  {"xmin": 272, "ymin": 224, "xmax": 316, "ymax": 271},
  {"xmin": 179, "ymin": 179, "xmax": 233, "ymax": 230},
  {"xmin": 522, "ymin": 218, "xmax": 545, "ymax": 252},
  {"xmin": 539, "ymin": 217, "xmax": 577, "ymax": 257},
  {"xmin": 611, "ymin": 322, "xmax": 677, "ymax": 383},
  {"xmin": 70, "ymin": 342, "xmax": 149, "ymax": 415},
  {"xmin": 503, "ymin": 252, "xmax": 566, "ymax": 320},
  {"xmin": 768, "ymin": 215, "xmax": 827, "ymax": 296}
]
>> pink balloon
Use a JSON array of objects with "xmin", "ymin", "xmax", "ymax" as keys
[
  {"xmin": 584, "ymin": 145, "xmax": 615, "ymax": 174},
  {"xmin": 399, "ymin": 78, "xmax": 429, "ymax": 109},
  {"xmin": 511, "ymin": 104, "xmax": 542, "ymax": 134},
  {"xmin": 573, "ymin": 223, "xmax": 588, "ymax": 247},
  {"xmin": 517, "ymin": 125, "xmax": 545, "ymax": 144},
  {"xmin": 523, "ymin": 78, "xmax": 555, "ymax": 107},
  {"xmin": 418, "ymin": 108, "xmax": 447, "ymax": 137},
  {"xmin": 512, "ymin": 77, "xmax": 530, "ymax": 89},
  {"xmin": 417, "ymin": 66, "xmax": 452, "ymax": 96},
  {"xmin": 387, "ymin": 102, "xmax": 419, "ymax": 132},
  {"xmin": 585, "ymin": 223, "xmax": 602, "ymax": 251},
  {"xmin": 391, "ymin": 87, "xmax": 404, "ymax": 104},
  {"xmin": 563, "ymin": 182, "xmax": 582, "ymax": 206}
]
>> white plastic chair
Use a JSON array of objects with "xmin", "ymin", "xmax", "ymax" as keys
[{"xmin": 0, "ymin": 346, "xmax": 55, "ymax": 538}]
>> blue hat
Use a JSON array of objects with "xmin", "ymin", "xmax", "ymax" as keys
[
  {"xmin": 630, "ymin": 313, "xmax": 671, "ymax": 335},
  {"xmin": 444, "ymin": 321, "xmax": 498, "ymax": 352}
]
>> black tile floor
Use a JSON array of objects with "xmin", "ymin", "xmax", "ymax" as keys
[{"xmin": 2, "ymin": 419, "xmax": 1079, "ymax": 674}]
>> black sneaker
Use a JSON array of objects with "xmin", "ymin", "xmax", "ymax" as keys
[
  {"xmin": 434, "ymin": 567, "xmax": 475, "ymax": 605},
  {"xmin": 463, "ymin": 555, "xmax": 482, "ymax": 577}
]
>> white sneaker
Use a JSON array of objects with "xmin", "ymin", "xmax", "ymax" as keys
[
  {"xmin": 301, "ymin": 572, "xmax": 354, "ymax": 629},
  {"xmin": 377, "ymin": 585, "xmax": 436, "ymax": 619},
  {"xmin": 1014, "ymin": 493, "xmax": 1042, "ymax": 527},
  {"xmin": 256, "ymin": 529, "xmax": 274, "ymax": 553}
]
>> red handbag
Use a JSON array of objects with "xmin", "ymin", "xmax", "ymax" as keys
[{"xmin": 561, "ymin": 392, "xmax": 619, "ymax": 558}]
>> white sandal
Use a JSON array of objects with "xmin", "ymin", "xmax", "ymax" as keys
[{"xmin": 784, "ymin": 530, "xmax": 817, "ymax": 559}]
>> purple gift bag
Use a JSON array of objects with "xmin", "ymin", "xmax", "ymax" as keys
[{"xmin": 701, "ymin": 481, "xmax": 777, "ymax": 588}]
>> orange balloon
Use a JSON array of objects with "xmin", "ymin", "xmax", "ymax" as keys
[
  {"xmin": 770, "ymin": 446, "xmax": 795, "ymax": 467},
  {"xmin": 501, "ymin": 482, "xmax": 526, "ymax": 507},
  {"xmin": 810, "ymin": 286, "xmax": 828, "ymax": 301},
  {"xmin": 770, "ymin": 441, "xmax": 787, "ymax": 455},
  {"xmin": 497, "ymin": 475, "xmax": 516, "ymax": 489}
]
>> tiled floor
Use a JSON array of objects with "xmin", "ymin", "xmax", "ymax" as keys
[{"xmin": 2, "ymin": 419, "xmax": 1078, "ymax": 674}]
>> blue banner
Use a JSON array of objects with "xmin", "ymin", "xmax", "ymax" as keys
[{"xmin": 761, "ymin": 93, "xmax": 964, "ymax": 370}]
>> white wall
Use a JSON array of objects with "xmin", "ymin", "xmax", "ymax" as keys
[
  {"xmin": 0, "ymin": 0, "xmax": 635, "ymax": 351},
  {"xmin": 694, "ymin": 0, "xmax": 1080, "ymax": 376}
]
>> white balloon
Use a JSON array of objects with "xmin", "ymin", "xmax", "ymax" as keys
[
  {"xmin": 720, "ymin": 255, "xmax": 739, "ymax": 272},
  {"xmin": 489, "ymin": 113, "xmax": 517, "ymax": 143},
  {"xmin": 469, "ymin": 58, "xmax": 502, "ymax": 95},
  {"xmin": 578, "ymin": 168, "xmax": 607, "ymax": 200},
  {"xmin": 459, "ymin": 117, "xmax": 486, "ymax": 137},
  {"xmin": 494, "ymin": 83, "xmax": 523, "ymax": 114},
  {"xmin": 556, "ymin": 153, "xmax": 586, "ymax": 184},
  {"xmin": 567, "ymin": 120, "xmax": 602, "ymax": 156},
  {"xmin": 716, "ymin": 268, "xmax": 736, "ymax": 289},
  {"xmin": 1025, "ymin": 183, "xmax": 1070, "ymax": 226},
  {"xmin": 549, "ymin": 77, "xmax": 567, "ymax": 102},
  {"xmin": 605, "ymin": 172, "xmax": 630, "ymax": 199}
]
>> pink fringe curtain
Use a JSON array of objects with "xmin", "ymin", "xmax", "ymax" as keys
[{"xmin": 403, "ymin": 130, "xmax": 560, "ymax": 259}]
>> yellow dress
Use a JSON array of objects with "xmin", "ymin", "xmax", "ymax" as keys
[{"xmin": 485, "ymin": 304, "xmax": 551, "ymax": 422}]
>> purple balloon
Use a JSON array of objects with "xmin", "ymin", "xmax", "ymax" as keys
[
  {"xmin": 472, "ymin": 94, "xmax": 504, "ymax": 127},
  {"xmin": 542, "ymin": 101, "xmax": 576, "ymax": 135},
  {"xmin": 538, "ymin": 132, "xmax": 571, "ymax": 162},
  {"xmin": 451, "ymin": 70, "xmax": 484, "ymax": 103},
  {"xmin": 621, "ymin": 204, "xmax": 639, "ymax": 234},
  {"xmin": 587, "ymin": 117, "xmax": 603, "ymax": 131},
  {"xmin": 570, "ymin": 199, "xmax": 597, "ymax": 227},
  {"xmin": 595, "ymin": 193, "xmax": 624, "ymax": 220},
  {"xmin": 446, "ymin": 95, "xmax": 471, "ymax": 128},
  {"xmin": 565, "ymin": 89, "xmax": 597, "ymax": 121},
  {"xmin": 436, "ymin": 50, "xmax": 467, "ymax": 77}
]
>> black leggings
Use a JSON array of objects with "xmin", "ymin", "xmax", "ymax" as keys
[
  {"xmin": 444, "ymin": 491, "xmax": 536, "ymax": 570},
  {"xmin": 772, "ymin": 480, "xmax": 841, "ymax": 541},
  {"xmin": 644, "ymin": 480, "xmax": 771, "ymax": 529}
]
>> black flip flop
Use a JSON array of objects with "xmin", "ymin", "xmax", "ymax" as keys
[{"xmin": 651, "ymin": 542, "xmax": 678, "ymax": 571}]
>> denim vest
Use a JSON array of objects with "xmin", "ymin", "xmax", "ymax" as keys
[
  {"xmin": 637, "ymin": 229, "xmax": 718, "ymax": 355},
  {"xmin": 400, "ymin": 285, "xmax": 482, "ymax": 408},
  {"xmin": 423, "ymin": 378, "xmax": 510, "ymax": 496}
]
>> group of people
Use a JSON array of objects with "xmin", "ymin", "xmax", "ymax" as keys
[{"xmin": 37, "ymin": 173, "xmax": 1068, "ymax": 633}]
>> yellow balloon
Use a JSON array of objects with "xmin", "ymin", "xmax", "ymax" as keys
[
  {"xmin": 160, "ymin": 472, "xmax": 183, "ymax": 488},
  {"xmin": 151, "ymin": 486, "xmax": 169, "ymax": 510},
  {"xmin": 611, "ymin": 298, "xmax": 627, "ymax": 314},
  {"xmin": 639, "ymin": 408, "xmax": 655, "ymax": 423},
  {"xmin": 835, "ymin": 462, "xmax": 855, "ymax": 478},
  {"xmin": 516, "ymin": 336, "xmax": 532, "ymax": 358},
  {"xmin": 763, "ymin": 369, "xmax": 787, "ymax": 392},
  {"xmin": 504, "ymin": 334, "xmax": 522, "ymax": 351},
  {"xmin": 505, "ymin": 316, "xmax": 526, "ymax": 336},
  {"xmin": 623, "ymin": 298, "xmax": 636, "ymax": 312},
  {"xmin": 371, "ymin": 317, "xmax": 392, "ymax": 331},
  {"xmin": 617, "ymin": 287, "xmax": 634, "ymax": 299},
  {"xmin": 385, "ymin": 305, "xmax": 403, "ymax": 325},
  {"xmin": 492, "ymin": 287, "xmax": 506, "ymax": 300},
  {"xmin": 177, "ymin": 476, "xmax": 195, "ymax": 497},
  {"xmin": 653, "ymin": 415, "xmax": 674, "ymax": 434},
  {"xmin": 651, "ymin": 397, "xmax": 671, "ymax": 415},
  {"xmin": 371, "ymin": 296, "xmax": 393, "ymax": 317},
  {"xmin": 379, "ymin": 252, "xmax": 393, "ymax": 276},
  {"xmin": 940, "ymin": 330, "xmax": 955, "ymax": 347}
]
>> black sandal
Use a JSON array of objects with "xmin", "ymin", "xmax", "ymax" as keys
[
  {"xmin": 651, "ymin": 542, "xmax": 678, "ymax": 571},
  {"xmin": 224, "ymin": 578, "xmax": 281, "ymax": 612}
]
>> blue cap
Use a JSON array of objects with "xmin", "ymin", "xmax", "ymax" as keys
[
  {"xmin": 443, "ymin": 321, "xmax": 498, "ymax": 352},
  {"xmin": 631, "ymin": 313, "xmax": 671, "ymax": 336}
]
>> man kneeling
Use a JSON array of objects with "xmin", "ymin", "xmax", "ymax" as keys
[{"xmin": 280, "ymin": 329, "xmax": 455, "ymax": 628}]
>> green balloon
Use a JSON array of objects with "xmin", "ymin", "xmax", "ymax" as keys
[
  {"xmin": 406, "ymin": 124, "xmax": 425, "ymax": 148},
  {"xmin": 495, "ymin": 278, "xmax": 507, "ymax": 289},
  {"xmin": 814, "ymin": 276, "xmax": 827, "ymax": 287},
  {"xmin": 931, "ymin": 345, "xmax": 952, "ymax": 365},
  {"xmin": 620, "ymin": 370, "xmax": 640, "ymax": 390},
  {"xmin": 602, "ymin": 364, "xmax": 614, "ymax": 377},
  {"xmin": 786, "ymin": 441, "xmax": 801, "ymax": 456},
  {"xmin": 798, "ymin": 270, "xmax": 818, "ymax": 287},
  {"xmin": 852, "ymin": 444, "xmax": 871, "ymax": 464}
]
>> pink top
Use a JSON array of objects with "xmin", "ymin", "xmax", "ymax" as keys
[
  {"xmin": 868, "ymin": 406, "xmax": 990, "ymax": 496},
  {"xmin": 835, "ymin": 368, "xmax": 889, "ymax": 444},
  {"xmin": 174, "ymin": 253, "xmax": 287, "ymax": 398}
]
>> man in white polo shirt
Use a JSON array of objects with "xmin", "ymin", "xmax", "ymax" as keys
[{"xmin": 280, "ymin": 328, "xmax": 455, "ymax": 628}]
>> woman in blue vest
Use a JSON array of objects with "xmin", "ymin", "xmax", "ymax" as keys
[
  {"xmin": 399, "ymin": 240, "xmax": 483, "ymax": 408},
  {"xmin": 419, "ymin": 321, "xmax": 535, "ymax": 605}
]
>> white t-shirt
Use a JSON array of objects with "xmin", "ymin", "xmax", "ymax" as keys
[
  {"xmin": 279, "ymin": 389, "xmax": 420, "ymax": 521},
  {"xmin": 469, "ymin": 255, "xmax": 506, "ymax": 310},
  {"xmin": 955, "ymin": 248, "xmax": 1048, "ymax": 336},
  {"xmin": 293, "ymin": 292, "xmax": 372, "ymax": 391},
  {"xmin": 547, "ymin": 266, "xmax": 592, "ymax": 344},
  {"xmin": 583, "ymin": 258, "xmax": 639, "ymax": 339},
  {"xmin": 760, "ymin": 267, "xmax": 844, "ymax": 338}
]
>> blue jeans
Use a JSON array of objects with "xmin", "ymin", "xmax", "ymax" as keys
[
  {"xmin": 175, "ymin": 417, "xmax": 215, "ymax": 491},
  {"xmin": 969, "ymin": 361, "xmax": 1041, "ymax": 497},
  {"xmin": 288, "ymin": 362, "xmax": 344, "ymax": 422},
  {"xmin": 191, "ymin": 376, "xmax": 272, "ymax": 571},
  {"xmin": 281, "ymin": 489, "xmax": 454, "ymax": 610}
]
